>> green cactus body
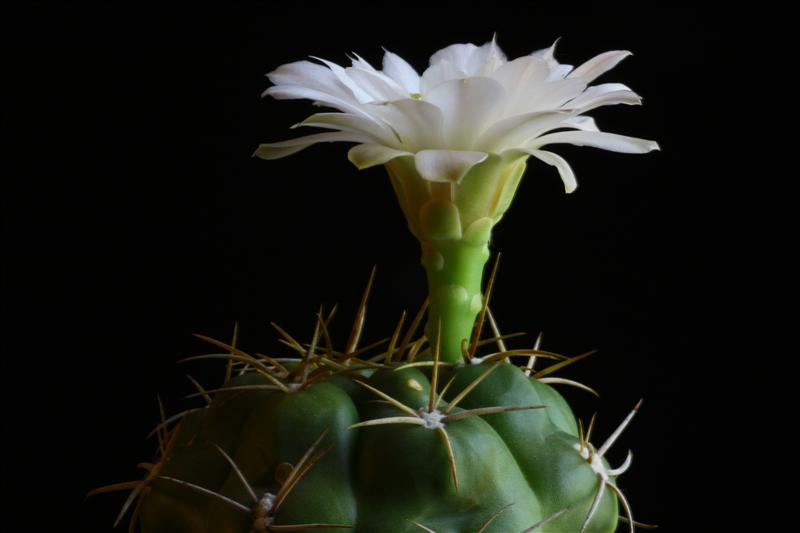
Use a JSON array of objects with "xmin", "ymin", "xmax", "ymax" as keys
[{"xmin": 137, "ymin": 361, "xmax": 622, "ymax": 533}]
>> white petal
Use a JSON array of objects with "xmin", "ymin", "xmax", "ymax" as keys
[
  {"xmin": 429, "ymin": 42, "xmax": 481, "ymax": 70},
  {"xmin": 531, "ymin": 39, "xmax": 560, "ymax": 66},
  {"xmin": 423, "ymin": 76, "xmax": 506, "ymax": 149},
  {"xmin": 420, "ymin": 60, "xmax": 467, "ymax": 92},
  {"xmin": 382, "ymin": 49, "xmax": 421, "ymax": 93},
  {"xmin": 530, "ymin": 39, "xmax": 573, "ymax": 80},
  {"xmin": 253, "ymin": 131, "xmax": 370, "ymax": 159},
  {"xmin": 264, "ymin": 84, "xmax": 373, "ymax": 120},
  {"xmin": 546, "ymin": 63, "xmax": 574, "ymax": 81},
  {"xmin": 472, "ymin": 36, "xmax": 508, "ymax": 74},
  {"xmin": 369, "ymin": 98, "xmax": 444, "ymax": 151},
  {"xmin": 266, "ymin": 60, "xmax": 353, "ymax": 102},
  {"xmin": 569, "ymin": 50, "xmax": 632, "ymax": 82},
  {"xmin": 350, "ymin": 52, "xmax": 378, "ymax": 72},
  {"xmin": 511, "ymin": 78, "xmax": 587, "ymax": 115},
  {"xmin": 414, "ymin": 149, "xmax": 488, "ymax": 183},
  {"xmin": 531, "ymin": 131, "xmax": 660, "ymax": 153},
  {"xmin": 562, "ymin": 115, "xmax": 599, "ymax": 131},
  {"xmin": 428, "ymin": 38, "xmax": 507, "ymax": 77},
  {"xmin": 346, "ymin": 66, "xmax": 408, "ymax": 102},
  {"xmin": 489, "ymin": 52, "xmax": 584, "ymax": 117},
  {"xmin": 490, "ymin": 56, "xmax": 551, "ymax": 91},
  {"xmin": 477, "ymin": 111, "xmax": 572, "ymax": 152},
  {"xmin": 348, "ymin": 143, "xmax": 411, "ymax": 169},
  {"xmin": 294, "ymin": 112, "xmax": 397, "ymax": 146},
  {"xmin": 310, "ymin": 56, "xmax": 373, "ymax": 103},
  {"xmin": 528, "ymin": 149, "xmax": 578, "ymax": 193},
  {"xmin": 564, "ymin": 83, "xmax": 641, "ymax": 112}
]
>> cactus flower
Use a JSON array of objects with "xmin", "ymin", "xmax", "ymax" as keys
[{"xmin": 256, "ymin": 37, "xmax": 658, "ymax": 362}]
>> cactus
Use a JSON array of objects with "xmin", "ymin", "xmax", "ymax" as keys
[
  {"xmin": 95, "ymin": 286, "xmax": 640, "ymax": 533},
  {"xmin": 94, "ymin": 37, "xmax": 657, "ymax": 532}
]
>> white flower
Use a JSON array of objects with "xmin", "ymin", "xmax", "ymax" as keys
[
  {"xmin": 255, "ymin": 37, "xmax": 658, "ymax": 199},
  {"xmin": 256, "ymin": 38, "xmax": 659, "ymax": 362}
]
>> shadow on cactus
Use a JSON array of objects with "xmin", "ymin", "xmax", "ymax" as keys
[{"xmin": 93, "ymin": 37, "xmax": 659, "ymax": 532}]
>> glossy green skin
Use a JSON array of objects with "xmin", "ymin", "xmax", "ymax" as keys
[{"xmin": 140, "ymin": 364, "xmax": 618, "ymax": 532}]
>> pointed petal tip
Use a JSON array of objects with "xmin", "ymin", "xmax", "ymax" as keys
[
  {"xmin": 252, "ymin": 144, "xmax": 284, "ymax": 160},
  {"xmin": 252, "ymin": 145, "xmax": 284, "ymax": 159},
  {"xmin": 533, "ymin": 37, "xmax": 561, "ymax": 59}
]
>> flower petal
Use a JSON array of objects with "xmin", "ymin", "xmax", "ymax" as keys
[
  {"xmin": 562, "ymin": 115, "xmax": 599, "ymax": 131},
  {"xmin": 530, "ymin": 39, "xmax": 573, "ymax": 80},
  {"xmin": 346, "ymin": 66, "xmax": 408, "ymax": 102},
  {"xmin": 490, "ymin": 56, "xmax": 551, "ymax": 91},
  {"xmin": 546, "ymin": 64, "xmax": 574, "ymax": 81},
  {"xmin": 563, "ymin": 83, "xmax": 641, "ymax": 113},
  {"xmin": 348, "ymin": 143, "xmax": 411, "ymax": 169},
  {"xmin": 512, "ymin": 78, "xmax": 587, "ymax": 115},
  {"xmin": 531, "ymin": 39, "xmax": 560, "ymax": 67},
  {"xmin": 310, "ymin": 56, "xmax": 374, "ymax": 103},
  {"xmin": 414, "ymin": 149, "xmax": 489, "ymax": 183},
  {"xmin": 421, "ymin": 38, "xmax": 504, "ymax": 92},
  {"xmin": 487, "ymin": 52, "xmax": 585, "ymax": 117},
  {"xmin": 264, "ymin": 84, "xmax": 373, "ymax": 120},
  {"xmin": 528, "ymin": 149, "xmax": 578, "ymax": 193},
  {"xmin": 429, "ymin": 42, "xmax": 481, "ymax": 70},
  {"xmin": 472, "ymin": 36, "xmax": 507, "ymax": 75},
  {"xmin": 350, "ymin": 52, "xmax": 378, "ymax": 72},
  {"xmin": 253, "ymin": 131, "xmax": 370, "ymax": 159},
  {"xmin": 569, "ymin": 50, "xmax": 632, "ymax": 83},
  {"xmin": 477, "ymin": 111, "xmax": 572, "ymax": 152},
  {"xmin": 530, "ymin": 131, "xmax": 660, "ymax": 153},
  {"xmin": 369, "ymin": 98, "xmax": 444, "ymax": 151},
  {"xmin": 382, "ymin": 49, "xmax": 421, "ymax": 94},
  {"xmin": 420, "ymin": 60, "xmax": 467, "ymax": 92},
  {"xmin": 266, "ymin": 60, "xmax": 354, "ymax": 102},
  {"xmin": 294, "ymin": 112, "xmax": 397, "ymax": 146},
  {"xmin": 423, "ymin": 76, "xmax": 506, "ymax": 149}
]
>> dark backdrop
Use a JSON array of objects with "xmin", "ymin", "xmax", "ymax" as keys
[{"xmin": 6, "ymin": 3, "xmax": 743, "ymax": 531}]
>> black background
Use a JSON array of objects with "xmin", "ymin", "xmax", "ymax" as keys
[{"xmin": 5, "ymin": 3, "xmax": 749, "ymax": 531}]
